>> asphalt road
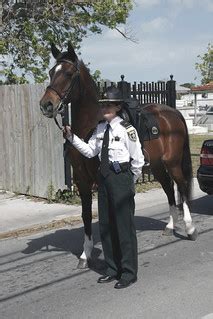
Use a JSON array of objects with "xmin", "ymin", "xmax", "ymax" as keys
[{"xmin": 0, "ymin": 193, "xmax": 213, "ymax": 319}]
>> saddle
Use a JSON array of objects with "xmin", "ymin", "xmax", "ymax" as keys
[{"xmin": 120, "ymin": 98, "xmax": 160, "ymax": 145}]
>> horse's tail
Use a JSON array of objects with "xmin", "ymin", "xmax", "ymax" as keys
[{"xmin": 180, "ymin": 113, "xmax": 193, "ymax": 201}]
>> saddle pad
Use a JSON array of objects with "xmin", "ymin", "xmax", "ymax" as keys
[
  {"xmin": 138, "ymin": 108, "xmax": 160, "ymax": 142},
  {"xmin": 122, "ymin": 99, "xmax": 160, "ymax": 143}
]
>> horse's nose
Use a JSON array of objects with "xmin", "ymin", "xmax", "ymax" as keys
[{"xmin": 40, "ymin": 101, "xmax": 53, "ymax": 114}]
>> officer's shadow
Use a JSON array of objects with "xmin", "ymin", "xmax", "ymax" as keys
[{"xmin": 22, "ymin": 216, "xmax": 167, "ymax": 273}]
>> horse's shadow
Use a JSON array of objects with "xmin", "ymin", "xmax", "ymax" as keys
[
  {"xmin": 191, "ymin": 195, "xmax": 213, "ymax": 216},
  {"xmin": 22, "ymin": 216, "xmax": 167, "ymax": 272},
  {"xmin": 21, "ymin": 194, "xmax": 212, "ymax": 271}
]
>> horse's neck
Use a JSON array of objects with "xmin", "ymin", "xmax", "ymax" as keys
[{"xmin": 72, "ymin": 97, "xmax": 101, "ymax": 138}]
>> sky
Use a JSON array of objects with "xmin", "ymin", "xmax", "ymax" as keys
[{"xmin": 80, "ymin": 0, "xmax": 213, "ymax": 85}]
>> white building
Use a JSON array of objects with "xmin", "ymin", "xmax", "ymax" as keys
[{"xmin": 176, "ymin": 82, "xmax": 213, "ymax": 133}]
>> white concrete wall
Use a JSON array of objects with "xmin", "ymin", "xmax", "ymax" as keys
[
  {"xmin": 177, "ymin": 106, "xmax": 208, "ymax": 134},
  {"xmin": 181, "ymin": 92, "xmax": 213, "ymax": 107}
]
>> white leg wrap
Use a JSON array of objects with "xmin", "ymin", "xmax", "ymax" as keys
[
  {"xmin": 166, "ymin": 205, "xmax": 178, "ymax": 229},
  {"xmin": 80, "ymin": 235, "xmax": 93, "ymax": 260},
  {"xmin": 183, "ymin": 202, "xmax": 195, "ymax": 235}
]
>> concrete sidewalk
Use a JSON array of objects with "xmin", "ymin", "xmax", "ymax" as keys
[{"xmin": 0, "ymin": 179, "xmax": 205, "ymax": 239}]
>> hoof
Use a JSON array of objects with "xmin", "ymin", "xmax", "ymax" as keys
[
  {"xmin": 162, "ymin": 227, "xmax": 174, "ymax": 236},
  {"xmin": 187, "ymin": 229, "xmax": 198, "ymax": 241},
  {"xmin": 77, "ymin": 258, "xmax": 89, "ymax": 269}
]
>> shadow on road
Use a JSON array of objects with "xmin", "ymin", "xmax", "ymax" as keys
[
  {"xmin": 22, "ymin": 193, "xmax": 213, "ymax": 268},
  {"xmin": 191, "ymin": 195, "xmax": 213, "ymax": 216},
  {"xmin": 22, "ymin": 216, "xmax": 167, "ymax": 257},
  {"xmin": 1, "ymin": 194, "xmax": 212, "ymax": 305}
]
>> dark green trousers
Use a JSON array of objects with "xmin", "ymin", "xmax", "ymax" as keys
[{"xmin": 98, "ymin": 169, "xmax": 137, "ymax": 281}]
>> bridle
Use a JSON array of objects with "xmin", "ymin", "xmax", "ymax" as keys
[{"xmin": 46, "ymin": 59, "xmax": 80, "ymax": 130}]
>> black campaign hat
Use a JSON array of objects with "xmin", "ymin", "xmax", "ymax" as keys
[{"xmin": 99, "ymin": 86, "xmax": 124, "ymax": 103}]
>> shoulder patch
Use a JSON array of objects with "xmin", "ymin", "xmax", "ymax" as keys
[
  {"xmin": 120, "ymin": 120, "xmax": 132, "ymax": 129},
  {"xmin": 120, "ymin": 120, "xmax": 137, "ymax": 142}
]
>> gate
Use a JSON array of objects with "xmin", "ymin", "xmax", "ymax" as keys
[{"xmin": 98, "ymin": 74, "xmax": 176, "ymax": 108}]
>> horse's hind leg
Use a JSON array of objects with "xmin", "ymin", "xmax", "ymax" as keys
[
  {"xmin": 168, "ymin": 165, "xmax": 198, "ymax": 241},
  {"xmin": 151, "ymin": 163, "xmax": 178, "ymax": 235},
  {"xmin": 182, "ymin": 201, "xmax": 198, "ymax": 240}
]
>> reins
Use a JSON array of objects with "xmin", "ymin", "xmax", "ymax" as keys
[{"xmin": 54, "ymin": 116, "xmax": 64, "ymax": 131}]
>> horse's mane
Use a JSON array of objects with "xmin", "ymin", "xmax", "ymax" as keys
[{"xmin": 78, "ymin": 60, "xmax": 98, "ymax": 102}]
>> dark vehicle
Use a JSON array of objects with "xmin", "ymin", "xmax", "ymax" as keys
[
  {"xmin": 206, "ymin": 106, "xmax": 213, "ymax": 114},
  {"xmin": 197, "ymin": 139, "xmax": 213, "ymax": 195}
]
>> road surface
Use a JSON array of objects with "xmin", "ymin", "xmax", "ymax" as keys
[{"xmin": 0, "ymin": 189, "xmax": 213, "ymax": 319}]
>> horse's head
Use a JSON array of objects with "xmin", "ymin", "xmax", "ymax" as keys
[{"xmin": 40, "ymin": 42, "xmax": 80, "ymax": 118}]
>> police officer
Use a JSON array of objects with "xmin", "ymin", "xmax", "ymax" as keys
[{"xmin": 64, "ymin": 86, "xmax": 144, "ymax": 289}]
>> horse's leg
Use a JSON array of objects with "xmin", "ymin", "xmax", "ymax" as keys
[
  {"xmin": 182, "ymin": 202, "xmax": 198, "ymax": 240},
  {"xmin": 69, "ymin": 151, "xmax": 95, "ymax": 269},
  {"xmin": 78, "ymin": 190, "xmax": 93, "ymax": 269},
  {"xmin": 167, "ymin": 165, "xmax": 198, "ymax": 241},
  {"xmin": 151, "ymin": 163, "xmax": 178, "ymax": 235},
  {"xmin": 71, "ymin": 154, "xmax": 99, "ymax": 269},
  {"xmin": 75, "ymin": 182, "xmax": 93, "ymax": 269}
]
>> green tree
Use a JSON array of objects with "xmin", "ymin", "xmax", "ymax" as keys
[
  {"xmin": 1, "ymin": 0, "xmax": 133, "ymax": 84},
  {"xmin": 91, "ymin": 69, "xmax": 102, "ymax": 84},
  {"xmin": 195, "ymin": 43, "xmax": 213, "ymax": 85}
]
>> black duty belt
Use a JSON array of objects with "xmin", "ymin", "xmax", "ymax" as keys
[{"xmin": 109, "ymin": 161, "xmax": 130, "ymax": 173}]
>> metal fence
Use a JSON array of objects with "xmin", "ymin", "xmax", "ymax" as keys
[{"xmin": 98, "ymin": 75, "xmax": 176, "ymax": 108}]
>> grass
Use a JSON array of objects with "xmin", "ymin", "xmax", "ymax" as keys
[
  {"xmin": 135, "ymin": 180, "xmax": 160, "ymax": 193},
  {"xmin": 135, "ymin": 133, "xmax": 211, "ymax": 194}
]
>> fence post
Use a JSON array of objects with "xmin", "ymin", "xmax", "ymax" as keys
[
  {"xmin": 166, "ymin": 75, "xmax": 176, "ymax": 108},
  {"xmin": 117, "ymin": 75, "xmax": 131, "ymax": 99}
]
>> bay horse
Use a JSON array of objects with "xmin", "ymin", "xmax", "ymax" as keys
[{"xmin": 40, "ymin": 42, "xmax": 198, "ymax": 269}]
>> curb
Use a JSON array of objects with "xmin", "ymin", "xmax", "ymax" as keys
[{"xmin": 0, "ymin": 212, "xmax": 98, "ymax": 240}]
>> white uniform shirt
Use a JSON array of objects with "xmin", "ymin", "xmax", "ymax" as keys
[{"xmin": 68, "ymin": 116, "xmax": 144, "ymax": 182}]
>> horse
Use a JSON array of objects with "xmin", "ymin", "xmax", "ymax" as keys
[{"xmin": 40, "ymin": 42, "xmax": 198, "ymax": 269}]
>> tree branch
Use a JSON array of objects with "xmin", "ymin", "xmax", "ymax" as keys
[{"xmin": 115, "ymin": 27, "xmax": 138, "ymax": 44}]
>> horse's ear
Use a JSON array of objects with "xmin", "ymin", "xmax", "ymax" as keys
[
  {"xmin": 68, "ymin": 41, "xmax": 77, "ymax": 61},
  {"xmin": 51, "ymin": 43, "xmax": 60, "ymax": 59}
]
